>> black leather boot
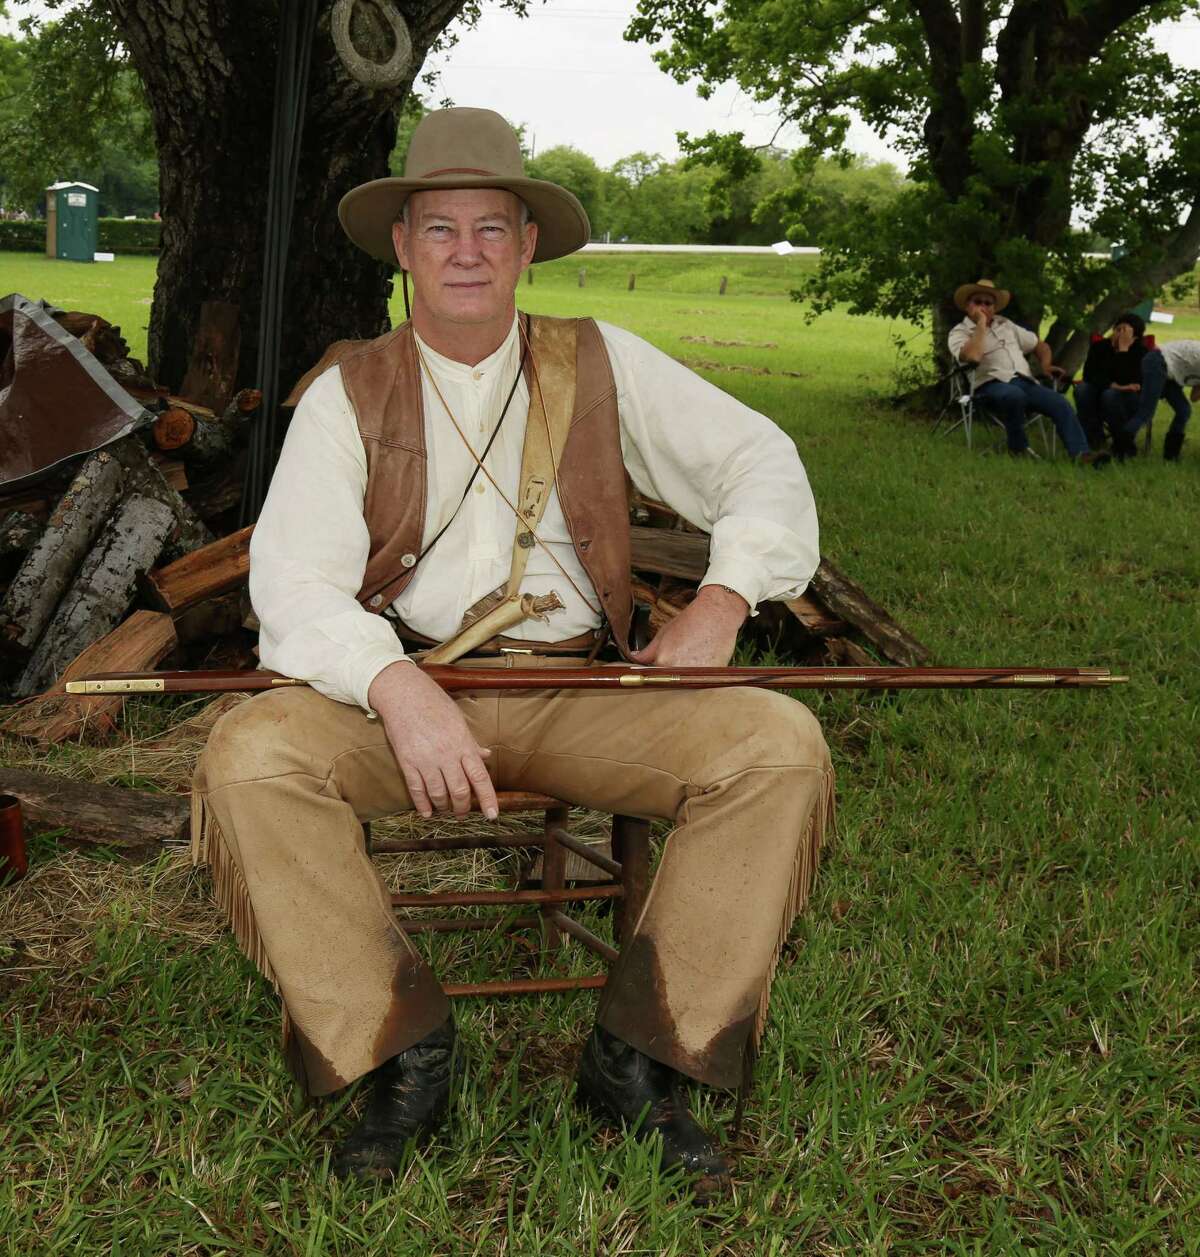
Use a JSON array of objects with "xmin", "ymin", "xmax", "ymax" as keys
[
  {"xmin": 1164, "ymin": 431, "xmax": 1184, "ymax": 461},
  {"xmin": 332, "ymin": 1017, "xmax": 459, "ymax": 1179},
  {"xmin": 576, "ymin": 1025, "xmax": 732, "ymax": 1196}
]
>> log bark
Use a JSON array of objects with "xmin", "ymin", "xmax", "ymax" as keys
[
  {"xmin": 0, "ymin": 450, "xmax": 126, "ymax": 656},
  {"xmin": 108, "ymin": 435, "xmax": 213, "ymax": 561},
  {"xmin": 0, "ymin": 610, "xmax": 177, "ymax": 745},
  {"xmin": 17, "ymin": 496, "xmax": 177, "ymax": 695},
  {"xmin": 0, "ymin": 768, "xmax": 189, "ymax": 851},
  {"xmin": 179, "ymin": 299, "xmax": 241, "ymax": 412},
  {"xmin": 808, "ymin": 560, "xmax": 933, "ymax": 668},
  {"xmin": 145, "ymin": 524, "xmax": 253, "ymax": 614}
]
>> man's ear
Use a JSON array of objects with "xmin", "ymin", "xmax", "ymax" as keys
[
  {"xmin": 392, "ymin": 220, "xmax": 409, "ymax": 271},
  {"xmin": 520, "ymin": 220, "xmax": 539, "ymax": 269}
]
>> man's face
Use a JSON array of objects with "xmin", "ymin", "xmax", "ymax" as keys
[
  {"xmin": 967, "ymin": 294, "xmax": 997, "ymax": 324},
  {"xmin": 392, "ymin": 188, "xmax": 537, "ymax": 332}
]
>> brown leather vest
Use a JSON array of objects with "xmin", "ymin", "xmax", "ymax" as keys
[{"xmin": 334, "ymin": 317, "xmax": 633, "ymax": 657}]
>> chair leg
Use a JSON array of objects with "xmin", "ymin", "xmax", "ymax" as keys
[
  {"xmin": 611, "ymin": 814, "xmax": 652, "ymax": 950},
  {"xmin": 539, "ymin": 805, "xmax": 569, "ymax": 951}
]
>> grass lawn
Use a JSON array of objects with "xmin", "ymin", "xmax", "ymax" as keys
[{"xmin": 1, "ymin": 250, "xmax": 1199, "ymax": 1254}]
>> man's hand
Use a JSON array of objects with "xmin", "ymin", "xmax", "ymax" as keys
[
  {"xmin": 1113, "ymin": 325, "xmax": 1135, "ymax": 353},
  {"xmin": 970, "ymin": 306, "xmax": 994, "ymax": 328},
  {"xmin": 368, "ymin": 660, "xmax": 498, "ymax": 820},
  {"xmin": 1111, "ymin": 382, "xmax": 1141, "ymax": 393},
  {"xmin": 629, "ymin": 584, "xmax": 749, "ymax": 667}
]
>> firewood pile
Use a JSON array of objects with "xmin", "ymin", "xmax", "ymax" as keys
[{"xmin": 0, "ymin": 303, "xmax": 932, "ymax": 752}]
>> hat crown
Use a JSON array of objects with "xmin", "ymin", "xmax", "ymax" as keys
[{"xmin": 404, "ymin": 108, "xmax": 526, "ymax": 182}]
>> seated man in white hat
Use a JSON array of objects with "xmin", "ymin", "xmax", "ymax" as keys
[
  {"xmin": 948, "ymin": 279, "xmax": 1106, "ymax": 464},
  {"xmin": 192, "ymin": 107, "xmax": 834, "ymax": 1196}
]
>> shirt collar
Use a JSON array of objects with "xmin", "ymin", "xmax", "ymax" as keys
[{"xmin": 413, "ymin": 315, "xmax": 520, "ymax": 382}]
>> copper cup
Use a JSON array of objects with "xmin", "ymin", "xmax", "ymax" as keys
[{"xmin": 0, "ymin": 794, "xmax": 27, "ymax": 882}]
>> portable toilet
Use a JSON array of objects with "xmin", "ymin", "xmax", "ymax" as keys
[{"xmin": 45, "ymin": 182, "xmax": 99, "ymax": 262}]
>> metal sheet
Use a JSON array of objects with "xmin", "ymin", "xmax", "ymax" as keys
[{"xmin": 0, "ymin": 293, "xmax": 151, "ymax": 491}]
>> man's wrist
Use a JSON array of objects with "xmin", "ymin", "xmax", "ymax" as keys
[{"xmin": 698, "ymin": 583, "xmax": 751, "ymax": 619}]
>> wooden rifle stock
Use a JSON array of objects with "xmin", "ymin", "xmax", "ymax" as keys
[{"xmin": 64, "ymin": 664, "xmax": 1128, "ymax": 696}]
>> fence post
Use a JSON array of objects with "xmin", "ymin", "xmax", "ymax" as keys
[
  {"xmin": 527, "ymin": 268, "xmax": 533, "ymax": 285},
  {"xmin": 578, "ymin": 269, "xmax": 586, "ymax": 287},
  {"xmin": 628, "ymin": 273, "xmax": 636, "ymax": 292},
  {"xmin": 719, "ymin": 276, "xmax": 728, "ymax": 295}
]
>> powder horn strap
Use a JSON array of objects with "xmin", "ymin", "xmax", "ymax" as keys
[{"xmin": 422, "ymin": 316, "xmax": 578, "ymax": 666}]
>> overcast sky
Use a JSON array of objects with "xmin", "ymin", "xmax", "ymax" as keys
[
  {"xmin": 4, "ymin": 0, "xmax": 1199, "ymax": 172},
  {"xmin": 429, "ymin": 0, "xmax": 1200, "ymax": 170}
]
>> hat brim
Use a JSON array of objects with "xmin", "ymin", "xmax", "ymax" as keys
[
  {"xmin": 338, "ymin": 175, "xmax": 590, "ymax": 266},
  {"xmin": 954, "ymin": 283, "xmax": 1010, "ymax": 312}
]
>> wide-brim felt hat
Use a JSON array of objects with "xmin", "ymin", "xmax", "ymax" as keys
[
  {"xmin": 338, "ymin": 107, "xmax": 590, "ymax": 266},
  {"xmin": 954, "ymin": 278, "xmax": 1011, "ymax": 312}
]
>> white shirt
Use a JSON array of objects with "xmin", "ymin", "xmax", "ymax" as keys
[
  {"xmin": 1160, "ymin": 339, "xmax": 1200, "ymax": 387},
  {"xmin": 947, "ymin": 314, "xmax": 1038, "ymax": 388},
  {"xmin": 250, "ymin": 316, "xmax": 820, "ymax": 712}
]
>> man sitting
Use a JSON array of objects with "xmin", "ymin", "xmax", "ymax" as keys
[
  {"xmin": 1073, "ymin": 312, "xmax": 1149, "ymax": 452},
  {"xmin": 947, "ymin": 279, "xmax": 1105, "ymax": 464}
]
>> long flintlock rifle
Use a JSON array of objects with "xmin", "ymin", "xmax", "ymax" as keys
[{"xmin": 65, "ymin": 664, "xmax": 1128, "ymax": 696}]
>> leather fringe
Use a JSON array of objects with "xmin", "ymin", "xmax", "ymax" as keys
[
  {"xmin": 190, "ymin": 790, "xmax": 283, "ymax": 1005},
  {"xmin": 752, "ymin": 765, "xmax": 836, "ymax": 1046}
]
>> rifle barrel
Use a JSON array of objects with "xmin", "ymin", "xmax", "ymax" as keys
[{"xmin": 63, "ymin": 664, "xmax": 1128, "ymax": 696}]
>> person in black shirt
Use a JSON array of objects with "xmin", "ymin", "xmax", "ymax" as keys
[{"xmin": 1073, "ymin": 312, "xmax": 1148, "ymax": 455}]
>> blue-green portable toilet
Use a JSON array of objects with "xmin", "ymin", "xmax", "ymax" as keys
[{"xmin": 45, "ymin": 182, "xmax": 99, "ymax": 262}]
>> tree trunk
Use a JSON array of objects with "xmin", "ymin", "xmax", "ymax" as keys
[{"xmin": 108, "ymin": 0, "xmax": 470, "ymax": 399}]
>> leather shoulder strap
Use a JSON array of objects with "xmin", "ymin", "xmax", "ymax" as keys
[{"xmin": 504, "ymin": 315, "xmax": 578, "ymax": 596}]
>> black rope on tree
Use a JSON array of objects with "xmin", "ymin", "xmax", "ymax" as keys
[{"xmin": 241, "ymin": 0, "xmax": 319, "ymax": 525}]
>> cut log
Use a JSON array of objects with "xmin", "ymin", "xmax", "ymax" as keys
[
  {"xmin": 628, "ymin": 524, "xmax": 932, "ymax": 667},
  {"xmin": 152, "ymin": 406, "xmax": 195, "ymax": 452},
  {"xmin": 785, "ymin": 592, "xmax": 847, "ymax": 635},
  {"xmin": 0, "ymin": 449, "xmax": 125, "ymax": 655},
  {"xmin": 629, "ymin": 524, "xmax": 709, "ymax": 581},
  {"xmin": 0, "ymin": 610, "xmax": 177, "ymax": 744},
  {"xmin": 0, "ymin": 511, "xmax": 44, "ymax": 558},
  {"xmin": 183, "ymin": 460, "xmax": 245, "ymax": 521},
  {"xmin": 0, "ymin": 767, "xmax": 189, "ymax": 851},
  {"xmin": 173, "ymin": 591, "xmax": 245, "ymax": 644},
  {"xmin": 108, "ymin": 435, "xmax": 213, "ymax": 561},
  {"xmin": 808, "ymin": 560, "xmax": 933, "ymax": 668},
  {"xmin": 179, "ymin": 299, "xmax": 241, "ymax": 413},
  {"xmin": 17, "ymin": 495, "xmax": 176, "ymax": 695},
  {"xmin": 145, "ymin": 524, "xmax": 253, "ymax": 614},
  {"xmin": 150, "ymin": 457, "xmax": 188, "ymax": 492}
]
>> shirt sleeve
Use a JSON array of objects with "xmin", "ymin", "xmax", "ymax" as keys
[
  {"xmin": 1013, "ymin": 321, "xmax": 1039, "ymax": 354},
  {"xmin": 249, "ymin": 365, "xmax": 411, "ymax": 712},
  {"xmin": 597, "ymin": 321, "xmax": 820, "ymax": 610},
  {"xmin": 947, "ymin": 321, "xmax": 971, "ymax": 363}
]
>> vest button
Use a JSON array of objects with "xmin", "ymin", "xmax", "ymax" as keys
[
  {"xmin": 401, "ymin": 553, "xmax": 417, "ymax": 568},
  {"xmin": 369, "ymin": 594, "xmax": 383, "ymax": 607}
]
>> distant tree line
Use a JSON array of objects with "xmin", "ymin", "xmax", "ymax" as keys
[
  {"xmin": 0, "ymin": 17, "xmax": 158, "ymax": 218},
  {"xmin": 0, "ymin": 16, "xmax": 906, "ymax": 248}
]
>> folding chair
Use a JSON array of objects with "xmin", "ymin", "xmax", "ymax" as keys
[{"xmin": 934, "ymin": 363, "xmax": 1057, "ymax": 457}]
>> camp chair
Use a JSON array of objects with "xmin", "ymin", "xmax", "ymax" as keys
[{"xmin": 934, "ymin": 363, "xmax": 1057, "ymax": 456}]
